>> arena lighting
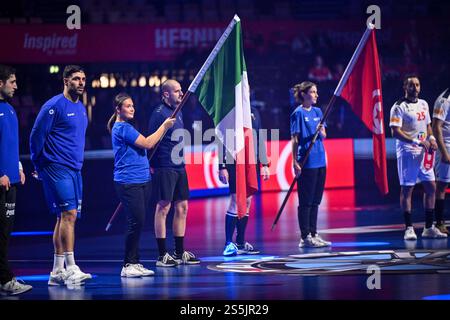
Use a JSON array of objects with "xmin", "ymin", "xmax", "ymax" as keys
[
  {"xmin": 91, "ymin": 96, "xmax": 96, "ymax": 106},
  {"xmin": 161, "ymin": 75, "xmax": 168, "ymax": 83},
  {"xmin": 130, "ymin": 78, "xmax": 137, "ymax": 87},
  {"xmin": 109, "ymin": 74, "xmax": 116, "ymax": 88},
  {"xmin": 100, "ymin": 73, "xmax": 109, "ymax": 88},
  {"xmin": 138, "ymin": 75, "xmax": 146, "ymax": 87},
  {"xmin": 49, "ymin": 65, "xmax": 59, "ymax": 74},
  {"xmin": 11, "ymin": 231, "xmax": 53, "ymax": 236},
  {"xmin": 149, "ymin": 75, "xmax": 162, "ymax": 87}
]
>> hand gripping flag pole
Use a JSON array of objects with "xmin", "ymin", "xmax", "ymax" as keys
[{"xmin": 106, "ymin": 16, "xmax": 241, "ymax": 231}]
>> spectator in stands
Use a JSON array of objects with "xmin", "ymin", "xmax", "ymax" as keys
[{"xmin": 308, "ymin": 56, "xmax": 332, "ymax": 82}]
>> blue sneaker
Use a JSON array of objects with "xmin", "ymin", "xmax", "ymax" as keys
[{"xmin": 223, "ymin": 242, "xmax": 238, "ymax": 256}]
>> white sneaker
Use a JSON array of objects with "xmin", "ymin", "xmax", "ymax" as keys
[
  {"xmin": 422, "ymin": 225, "xmax": 448, "ymax": 239},
  {"xmin": 304, "ymin": 234, "xmax": 326, "ymax": 248},
  {"xmin": 1, "ymin": 278, "xmax": 32, "ymax": 295},
  {"xmin": 313, "ymin": 234, "xmax": 332, "ymax": 246},
  {"xmin": 173, "ymin": 251, "xmax": 201, "ymax": 265},
  {"xmin": 121, "ymin": 264, "xmax": 143, "ymax": 278},
  {"xmin": 133, "ymin": 264, "xmax": 154, "ymax": 276},
  {"xmin": 48, "ymin": 269, "xmax": 67, "ymax": 286},
  {"xmin": 404, "ymin": 226, "xmax": 417, "ymax": 240},
  {"xmin": 298, "ymin": 238, "xmax": 305, "ymax": 248},
  {"xmin": 64, "ymin": 265, "xmax": 92, "ymax": 284}
]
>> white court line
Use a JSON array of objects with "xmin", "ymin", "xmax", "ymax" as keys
[{"xmin": 321, "ymin": 220, "xmax": 449, "ymax": 234}]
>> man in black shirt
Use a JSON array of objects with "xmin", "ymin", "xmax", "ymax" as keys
[{"xmin": 148, "ymin": 80, "xmax": 200, "ymax": 267}]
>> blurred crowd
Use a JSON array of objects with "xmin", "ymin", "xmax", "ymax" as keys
[{"xmin": 2, "ymin": 0, "xmax": 449, "ymax": 153}]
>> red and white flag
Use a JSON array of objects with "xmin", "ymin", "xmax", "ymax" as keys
[{"xmin": 337, "ymin": 27, "xmax": 388, "ymax": 194}]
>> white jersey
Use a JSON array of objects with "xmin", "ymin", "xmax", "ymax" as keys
[
  {"xmin": 389, "ymin": 98, "xmax": 430, "ymax": 157},
  {"xmin": 432, "ymin": 88, "xmax": 450, "ymax": 147}
]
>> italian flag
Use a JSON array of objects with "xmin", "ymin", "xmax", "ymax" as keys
[{"xmin": 190, "ymin": 15, "xmax": 258, "ymax": 218}]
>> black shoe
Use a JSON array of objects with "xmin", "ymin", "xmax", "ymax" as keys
[
  {"xmin": 173, "ymin": 251, "xmax": 201, "ymax": 265},
  {"xmin": 156, "ymin": 253, "xmax": 179, "ymax": 267},
  {"xmin": 236, "ymin": 242, "xmax": 260, "ymax": 255}
]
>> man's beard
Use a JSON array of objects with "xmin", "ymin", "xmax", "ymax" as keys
[
  {"xmin": 70, "ymin": 87, "xmax": 84, "ymax": 96},
  {"xmin": 0, "ymin": 92, "xmax": 14, "ymax": 101}
]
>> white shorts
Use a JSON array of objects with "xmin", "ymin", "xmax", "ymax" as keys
[
  {"xmin": 435, "ymin": 151, "xmax": 450, "ymax": 183},
  {"xmin": 397, "ymin": 151, "xmax": 435, "ymax": 186}
]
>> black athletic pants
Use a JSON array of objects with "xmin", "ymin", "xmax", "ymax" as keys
[
  {"xmin": 296, "ymin": 167, "xmax": 326, "ymax": 239},
  {"xmin": 114, "ymin": 181, "xmax": 152, "ymax": 265},
  {"xmin": 0, "ymin": 185, "xmax": 16, "ymax": 285}
]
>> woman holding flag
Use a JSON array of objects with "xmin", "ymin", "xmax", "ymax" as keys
[
  {"xmin": 108, "ymin": 92, "xmax": 175, "ymax": 277},
  {"xmin": 290, "ymin": 81, "xmax": 331, "ymax": 248}
]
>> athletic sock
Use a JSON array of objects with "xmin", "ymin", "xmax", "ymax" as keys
[
  {"xmin": 435, "ymin": 199, "xmax": 445, "ymax": 224},
  {"xmin": 174, "ymin": 236, "xmax": 184, "ymax": 255},
  {"xmin": 403, "ymin": 211, "xmax": 412, "ymax": 228},
  {"xmin": 64, "ymin": 252, "xmax": 76, "ymax": 268},
  {"xmin": 156, "ymin": 238, "xmax": 167, "ymax": 257},
  {"xmin": 236, "ymin": 215, "xmax": 249, "ymax": 246},
  {"xmin": 225, "ymin": 212, "xmax": 238, "ymax": 244},
  {"xmin": 425, "ymin": 209, "xmax": 434, "ymax": 229},
  {"xmin": 53, "ymin": 254, "xmax": 65, "ymax": 272}
]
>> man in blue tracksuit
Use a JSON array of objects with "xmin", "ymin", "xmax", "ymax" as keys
[
  {"xmin": 0, "ymin": 64, "xmax": 32, "ymax": 295},
  {"xmin": 30, "ymin": 65, "xmax": 91, "ymax": 286}
]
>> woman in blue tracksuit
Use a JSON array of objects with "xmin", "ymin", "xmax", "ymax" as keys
[
  {"xmin": 107, "ymin": 93, "xmax": 175, "ymax": 277},
  {"xmin": 290, "ymin": 81, "xmax": 332, "ymax": 248}
]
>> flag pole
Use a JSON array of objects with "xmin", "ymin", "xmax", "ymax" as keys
[
  {"xmin": 271, "ymin": 24, "xmax": 375, "ymax": 231},
  {"xmin": 334, "ymin": 23, "xmax": 374, "ymax": 96},
  {"xmin": 270, "ymin": 95, "xmax": 336, "ymax": 231},
  {"xmin": 188, "ymin": 15, "xmax": 241, "ymax": 93},
  {"xmin": 106, "ymin": 15, "xmax": 242, "ymax": 231}
]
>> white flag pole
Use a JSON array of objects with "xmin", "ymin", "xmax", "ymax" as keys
[
  {"xmin": 188, "ymin": 15, "xmax": 240, "ymax": 93},
  {"xmin": 334, "ymin": 23, "xmax": 375, "ymax": 96}
]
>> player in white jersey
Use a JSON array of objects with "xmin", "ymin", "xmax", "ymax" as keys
[
  {"xmin": 431, "ymin": 88, "xmax": 450, "ymax": 234},
  {"xmin": 389, "ymin": 75, "xmax": 447, "ymax": 240}
]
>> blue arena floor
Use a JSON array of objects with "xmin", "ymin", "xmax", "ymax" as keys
[{"xmin": 3, "ymin": 189, "xmax": 450, "ymax": 301}]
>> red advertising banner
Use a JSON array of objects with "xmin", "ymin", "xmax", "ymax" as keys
[
  {"xmin": 184, "ymin": 139, "xmax": 354, "ymax": 193},
  {"xmin": 0, "ymin": 19, "xmax": 441, "ymax": 63}
]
